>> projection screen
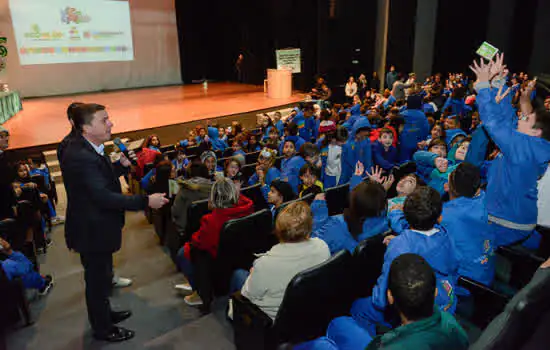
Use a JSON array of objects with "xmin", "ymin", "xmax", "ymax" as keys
[{"xmin": 0, "ymin": 0, "xmax": 181, "ymax": 97}]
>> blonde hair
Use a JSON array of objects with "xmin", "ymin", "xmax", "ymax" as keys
[
  {"xmin": 275, "ymin": 201, "xmax": 313, "ymax": 243},
  {"xmin": 210, "ymin": 178, "xmax": 239, "ymax": 209}
]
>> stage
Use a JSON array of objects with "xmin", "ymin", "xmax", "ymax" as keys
[{"xmin": 4, "ymin": 82, "xmax": 305, "ymax": 150}]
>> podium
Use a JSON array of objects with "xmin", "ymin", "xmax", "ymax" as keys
[{"xmin": 267, "ymin": 68, "xmax": 292, "ymax": 99}]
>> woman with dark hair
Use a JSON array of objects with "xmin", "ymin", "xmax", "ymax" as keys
[
  {"xmin": 259, "ymin": 114, "xmax": 274, "ymax": 143},
  {"xmin": 245, "ymin": 132, "xmax": 262, "ymax": 153},
  {"xmin": 310, "ymin": 163, "xmax": 389, "ymax": 255},
  {"xmin": 144, "ymin": 134, "xmax": 161, "ymax": 152}
]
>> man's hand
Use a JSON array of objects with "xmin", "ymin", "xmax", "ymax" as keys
[
  {"xmin": 314, "ymin": 193, "xmax": 326, "ymax": 201},
  {"xmin": 389, "ymin": 204, "xmax": 404, "ymax": 212},
  {"xmin": 148, "ymin": 193, "xmax": 169, "ymax": 209},
  {"xmin": 417, "ymin": 141, "xmax": 427, "ymax": 149},
  {"xmin": 489, "ymin": 53, "xmax": 506, "ymax": 79},
  {"xmin": 119, "ymin": 150, "xmax": 137, "ymax": 168},
  {"xmin": 435, "ymin": 157, "xmax": 448, "ymax": 173}
]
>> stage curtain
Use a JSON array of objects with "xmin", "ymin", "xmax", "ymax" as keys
[{"xmin": 0, "ymin": 0, "xmax": 181, "ymax": 98}]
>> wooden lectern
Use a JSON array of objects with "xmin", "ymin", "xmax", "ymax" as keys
[{"xmin": 267, "ymin": 68, "xmax": 292, "ymax": 98}]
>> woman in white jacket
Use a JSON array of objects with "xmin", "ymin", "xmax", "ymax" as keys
[
  {"xmin": 345, "ymin": 76, "xmax": 358, "ymax": 102},
  {"xmin": 237, "ymin": 201, "xmax": 330, "ymax": 320}
]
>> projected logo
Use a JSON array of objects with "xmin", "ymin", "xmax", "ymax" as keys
[{"xmin": 61, "ymin": 7, "xmax": 91, "ymax": 24}]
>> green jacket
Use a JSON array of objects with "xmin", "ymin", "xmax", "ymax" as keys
[{"xmin": 366, "ymin": 309, "xmax": 468, "ymax": 350}]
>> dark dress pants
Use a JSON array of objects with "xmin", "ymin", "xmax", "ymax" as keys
[{"xmin": 80, "ymin": 252, "xmax": 114, "ymax": 335}]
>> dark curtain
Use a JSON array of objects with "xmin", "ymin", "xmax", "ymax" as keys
[{"xmin": 385, "ymin": 0, "xmax": 417, "ymax": 76}]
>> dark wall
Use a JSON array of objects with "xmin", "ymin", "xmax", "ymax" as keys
[
  {"xmin": 386, "ymin": 0, "xmax": 417, "ymax": 76},
  {"xmin": 432, "ymin": 0, "xmax": 490, "ymax": 75}
]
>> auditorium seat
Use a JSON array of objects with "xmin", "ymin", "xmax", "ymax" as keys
[
  {"xmin": 280, "ymin": 194, "xmax": 315, "ymax": 211},
  {"xmin": 223, "ymin": 148, "xmax": 234, "ymax": 158},
  {"xmin": 456, "ymin": 276, "xmax": 510, "ymax": 330},
  {"xmin": 0, "ymin": 267, "xmax": 32, "ymax": 330},
  {"xmin": 245, "ymin": 151, "xmax": 261, "ymax": 164},
  {"xmin": 352, "ymin": 233, "xmax": 387, "ymax": 298},
  {"xmin": 240, "ymin": 163, "xmax": 257, "ymax": 184},
  {"xmin": 241, "ymin": 184, "xmax": 269, "ymax": 211},
  {"xmin": 214, "ymin": 150, "xmax": 223, "ymax": 160},
  {"xmin": 469, "ymin": 266, "xmax": 550, "ymax": 350},
  {"xmin": 185, "ymin": 145, "xmax": 202, "ymax": 158},
  {"xmin": 325, "ymin": 183, "xmax": 350, "ymax": 216},
  {"xmin": 159, "ymin": 144, "xmax": 176, "ymax": 153},
  {"xmin": 152, "ymin": 198, "xmax": 174, "ymax": 245},
  {"xmin": 183, "ymin": 199, "xmax": 211, "ymax": 244},
  {"xmin": 231, "ymin": 250, "xmax": 355, "ymax": 349},
  {"xmin": 496, "ymin": 245, "xmax": 544, "ymax": 291},
  {"xmin": 163, "ymin": 150, "xmax": 177, "ymax": 160},
  {"xmin": 143, "ymin": 162, "xmax": 155, "ymax": 178},
  {"xmin": 217, "ymin": 156, "xmax": 231, "ymax": 168}
]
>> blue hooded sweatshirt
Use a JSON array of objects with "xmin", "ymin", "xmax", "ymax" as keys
[
  {"xmin": 441, "ymin": 191, "xmax": 495, "ymax": 289},
  {"xmin": 275, "ymin": 119, "xmax": 285, "ymax": 137},
  {"xmin": 248, "ymin": 166, "xmax": 281, "ymax": 200},
  {"xmin": 311, "ymin": 198, "xmax": 388, "ymax": 255},
  {"xmin": 477, "ymin": 87, "xmax": 550, "ymax": 238},
  {"xmin": 280, "ymin": 155, "xmax": 306, "ymax": 194},
  {"xmin": 207, "ymin": 126, "xmax": 228, "ymax": 151},
  {"xmin": 398, "ymin": 109, "xmax": 430, "ymax": 163},
  {"xmin": 445, "ymin": 128, "xmax": 467, "ymax": 149},
  {"xmin": 350, "ymin": 224, "xmax": 459, "ymax": 334},
  {"xmin": 340, "ymin": 118, "xmax": 373, "ymax": 184},
  {"xmin": 372, "ymin": 140, "xmax": 398, "ymax": 171}
]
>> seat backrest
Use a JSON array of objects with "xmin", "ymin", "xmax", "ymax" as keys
[
  {"xmin": 159, "ymin": 144, "xmax": 176, "ymax": 153},
  {"xmin": 222, "ymin": 148, "xmax": 234, "ymax": 158},
  {"xmin": 325, "ymin": 183, "xmax": 350, "ymax": 216},
  {"xmin": 497, "ymin": 246, "xmax": 545, "ymax": 290},
  {"xmin": 457, "ymin": 276, "xmax": 510, "ymax": 330},
  {"xmin": 275, "ymin": 156, "xmax": 284, "ymax": 170},
  {"xmin": 30, "ymin": 174, "xmax": 47, "ymax": 193},
  {"xmin": 246, "ymin": 151, "xmax": 261, "ymax": 164},
  {"xmin": 470, "ymin": 269, "xmax": 550, "ymax": 350},
  {"xmin": 143, "ymin": 162, "xmax": 155, "ymax": 176},
  {"xmin": 184, "ymin": 199, "xmax": 211, "ymax": 241},
  {"xmin": 214, "ymin": 149, "xmax": 223, "ymax": 160},
  {"xmin": 163, "ymin": 150, "xmax": 177, "ymax": 160},
  {"xmin": 185, "ymin": 145, "xmax": 202, "ymax": 158},
  {"xmin": 352, "ymin": 234, "xmax": 387, "ymax": 299},
  {"xmin": 241, "ymin": 163, "xmax": 258, "ymax": 183},
  {"xmin": 217, "ymin": 156, "xmax": 231, "ymax": 168},
  {"xmin": 215, "ymin": 209, "xmax": 276, "ymax": 295},
  {"xmin": 241, "ymin": 184, "xmax": 269, "ymax": 211},
  {"xmin": 273, "ymin": 250, "xmax": 355, "ymax": 344}
]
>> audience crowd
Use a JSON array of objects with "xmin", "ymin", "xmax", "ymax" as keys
[{"xmin": 2, "ymin": 53, "xmax": 550, "ymax": 349}]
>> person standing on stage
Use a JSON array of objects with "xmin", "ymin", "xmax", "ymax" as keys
[{"xmin": 60, "ymin": 103, "xmax": 169, "ymax": 342}]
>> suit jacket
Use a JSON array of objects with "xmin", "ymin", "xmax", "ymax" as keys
[
  {"xmin": 57, "ymin": 128, "xmax": 77, "ymax": 163},
  {"xmin": 0, "ymin": 152, "xmax": 15, "ymax": 220},
  {"xmin": 61, "ymin": 134, "xmax": 148, "ymax": 253}
]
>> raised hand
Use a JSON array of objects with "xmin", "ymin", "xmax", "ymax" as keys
[
  {"xmin": 382, "ymin": 174, "xmax": 395, "ymax": 192},
  {"xmin": 490, "ymin": 53, "xmax": 506, "ymax": 79},
  {"xmin": 366, "ymin": 165, "xmax": 385, "ymax": 184},
  {"xmin": 148, "ymin": 193, "xmax": 169, "ymax": 209},
  {"xmin": 354, "ymin": 161, "xmax": 365, "ymax": 177},
  {"xmin": 469, "ymin": 58, "xmax": 493, "ymax": 84},
  {"xmin": 434, "ymin": 157, "xmax": 448, "ymax": 173}
]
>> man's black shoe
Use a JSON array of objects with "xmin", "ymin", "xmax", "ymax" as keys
[
  {"xmin": 93, "ymin": 326, "xmax": 135, "ymax": 342},
  {"xmin": 111, "ymin": 310, "xmax": 132, "ymax": 324}
]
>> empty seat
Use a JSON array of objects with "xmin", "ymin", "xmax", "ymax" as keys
[
  {"xmin": 232, "ymin": 250, "xmax": 355, "ymax": 348},
  {"xmin": 325, "ymin": 183, "xmax": 350, "ymax": 216},
  {"xmin": 496, "ymin": 245, "xmax": 545, "ymax": 291},
  {"xmin": 241, "ymin": 184, "xmax": 269, "ymax": 211},
  {"xmin": 185, "ymin": 145, "xmax": 202, "ymax": 158}
]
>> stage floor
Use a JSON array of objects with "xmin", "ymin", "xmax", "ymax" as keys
[{"xmin": 4, "ymin": 82, "xmax": 305, "ymax": 150}]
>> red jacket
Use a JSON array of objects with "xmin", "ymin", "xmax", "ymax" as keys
[
  {"xmin": 136, "ymin": 148, "xmax": 161, "ymax": 179},
  {"xmin": 184, "ymin": 195, "xmax": 254, "ymax": 259}
]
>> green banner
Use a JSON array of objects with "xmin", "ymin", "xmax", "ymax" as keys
[{"xmin": 0, "ymin": 37, "xmax": 7, "ymax": 57}]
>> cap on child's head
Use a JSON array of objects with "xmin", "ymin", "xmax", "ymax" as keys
[
  {"xmin": 404, "ymin": 186, "xmax": 442, "ymax": 231},
  {"xmin": 449, "ymin": 162, "xmax": 480, "ymax": 198}
]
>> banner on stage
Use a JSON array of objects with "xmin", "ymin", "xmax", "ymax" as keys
[
  {"xmin": 9, "ymin": 0, "xmax": 134, "ymax": 65},
  {"xmin": 276, "ymin": 48, "xmax": 301, "ymax": 74}
]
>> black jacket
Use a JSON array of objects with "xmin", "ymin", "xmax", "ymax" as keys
[
  {"xmin": 57, "ymin": 128, "xmax": 77, "ymax": 163},
  {"xmin": 61, "ymin": 134, "xmax": 148, "ymax": 253},
  {"xmin": 0, "ymin": 152, "xmax": 15, "ymax": 220}
]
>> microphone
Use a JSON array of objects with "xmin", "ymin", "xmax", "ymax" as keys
[{"xmin": 113, "ymin": 138, "xmax": 137, "ymax": 166}]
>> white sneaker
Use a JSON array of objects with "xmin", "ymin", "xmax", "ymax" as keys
[
  {"xmin": 174, "ymin": 283, "xmax": 193, "ymax": 293},
  {"xmin": 112, "ymin": 276, "xmax": 133, "ymax": 288},
  {"xmin": 184, "ymin": 291, "xmax": 203, "ymax": 306}
]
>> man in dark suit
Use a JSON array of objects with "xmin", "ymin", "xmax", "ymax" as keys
[
  {"xmin": 0, "ymin": 126, "xmax": 15, "ymax": 220},
  {"xmin": 57, "ymin": 102, "xmax": 83, "ymax": 163},
  {"xmin": 60, "ymin": 103, "xmax": 168, "ymax": 342}
]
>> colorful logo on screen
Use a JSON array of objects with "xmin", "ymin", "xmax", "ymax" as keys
[{"xmin": 61, "ymin": 7, "xmax": 91, "ymax": 24}]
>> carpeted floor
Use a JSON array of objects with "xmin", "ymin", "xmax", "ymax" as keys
[{"xmin": 5, "ymin": 185, "xmax": 235, "ymax": 350}]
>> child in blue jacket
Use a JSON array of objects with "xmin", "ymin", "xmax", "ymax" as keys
[
  {"xmin": 442, "ymin": 163, "xmax": 495, "ymax": 291},
  {"xmin": 340, "ymin": 118, "xmax": 373, "ymax": 184},
  {"xmin": 207, "ymin": 126, "xmax": 228, "ymax": 151},
  {"xmin": 471, "ymin": 57, "xmax": 550, "ymax": 248},
  {"xmin": 311, "ymin": 163, "xmax": 388, "ymax": 255},
  {"xmin": 398, "ymin": 96, "xmax": 430, "ymax": 163},
  {"xmin": 351, "ymin": 187, "xmax": 459, "ymax": 336},
  {"xmin": 444, "ymin": 116, "xmax": 467, "ymax": 149},
  {"xmin": 280, "ymin": 140, "xmax": 319, "ymax": 193},
  {"xmin": 248, "ymin": 148, "xmax": 281, "ymax": 200},
  {"xmin": 372, "ymin": 128, "xmax": 398, "ymax": 171},
  {"xmin": 278, "ymin": 122, "xmax": 306, "ymax": 155},
  {"xmin": 319, "ymin": 124, "xmax": 348, "ymax": 188}
]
